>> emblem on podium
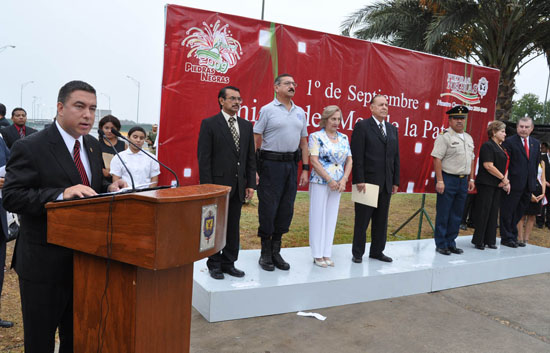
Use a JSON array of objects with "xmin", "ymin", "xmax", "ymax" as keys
[{"xmin": 200, "ymin": 204, "xmax": 217, "ymax": 252}]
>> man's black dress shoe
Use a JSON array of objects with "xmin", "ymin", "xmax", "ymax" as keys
[
  {"xmin": 501, "ymin": 241, "xmax": 518, "ymax": 248},
  {"xmin": 448, "ymin": 246, "xmax": 463, "ymax": 254},
  {"xmin": 222, "ymin": 266, "xmax": 245, "ymax": 278},
  {"xmin": 517, "ymin": 242, "xmax": 526, "ymax": 247},
  {"xmin": 0, "ymin": 319, "xmax": 13, "ymax": 328},
  {"xmin": 459, "ymin": 224, "xmax": 468, "ymax": 230},
  {"xmin": 474, "ymin": 244, "xmax": 485, "ymax": 250},
  {"xmin": 436, "ymin": 248, "xmax": 451, "ymax": 255},
  {"xmin": 208, "ymin": 268, "xmax": 224, "ymax": 280},
  {"xmin": 369, "ymin": 254, "xmax": 393, "ymax": 262},
  {"xmin": 486, "ymin": 244, "xmax": 498, "ymax": 249},
  {"xmin": 352, "ymin": 256, "xmax": 362, "ymax": 263}
]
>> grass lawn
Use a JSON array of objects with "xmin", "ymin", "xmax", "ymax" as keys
[{"xmin": 241, "ymin": 192, "xmax": 550, "ymax": 250}]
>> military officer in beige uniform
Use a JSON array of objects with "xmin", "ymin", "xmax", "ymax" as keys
[{"xmin": 431, "ymin": 106, "xmax": 476, "ymax": 255}]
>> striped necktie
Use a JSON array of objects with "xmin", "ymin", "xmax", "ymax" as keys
[{"xmin": 73, "ymin": 140, "xmax": 90, "ymax": 186}]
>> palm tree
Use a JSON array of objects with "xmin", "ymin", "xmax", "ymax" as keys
[{"xmin": 341, "ymin": 0, "xmax": 550, "ymax": 121}]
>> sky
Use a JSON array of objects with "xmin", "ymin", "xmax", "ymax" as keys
[{"xmin": 1, "ymin": 0, "xmax": 548, "ymax": 124}]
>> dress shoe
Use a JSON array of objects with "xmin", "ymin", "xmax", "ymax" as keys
[
  {"xmin": 369, "ymin": 254, "xmax": 393, "ymax": 262},
  {"xmin": 474, "ymin": 244, "xmax": 485, "ymax": 250},
  {"xmin": 517, "ymin": 242, "xmax": 526, "ymax": 247},
  {"xmin": 313, "ymin": 258, "xmax": 327, "ymax": 268},
  {"xmin": 0, "ymin": 319, "xmax": 13, "ymax": 328},
  {"xmin": 436, "ymin": 248, "xmax": 451, "ymax": 255},
  {"xmin": 208, "ymin": 268, "xmax": 224, "ymax": 280},
  {"xmin": 323, "ymin": 257, "xmax": 335, "ymax": 267},
  {"xmin": 486, "ymin": 244, "xmax": 498, "ymax": 249},
  {"xmin": 501, "ymin": 241, "xmax": 518, "ymax": 248},
  {"xmin": 351, "ymin": 256, "xmax": 362, "ymax": 263},
  {"xmin": 448, "ymin": 246, "xmax": 464, "ymax": 254},
  {"xmin": 222, "ymin": 266, "xmax": 245, "ymax": 278},
  {"xmin": 459, "ymin": 224, "xmax": 468, "ymax": 230}
]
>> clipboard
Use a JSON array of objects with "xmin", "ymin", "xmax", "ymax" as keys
[{"xmin": 351, "ymin": 183, "xmax": 379, "ymax": 208}]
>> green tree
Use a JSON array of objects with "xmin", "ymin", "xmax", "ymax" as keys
[
  {"xmin": 341, "ymin": 0, "xmax": 550, "ymax": 121},
  {"xmin": 510, "ymin": 93, "xmax": 543, "ymax": 122}
]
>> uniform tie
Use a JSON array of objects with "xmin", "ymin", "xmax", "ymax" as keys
[
  {"xmin": 524, "ymin": 137, "xmax": 529, "ymax": 159},
  {"xmin": 229, "ymin": 116, "xmax": 240, "ymax": 152},
  {"xmin": 73, "ymin": 140, "xmax": 90, "ymax": 186}
]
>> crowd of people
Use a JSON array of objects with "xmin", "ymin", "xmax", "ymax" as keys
[{"xmin": 0, "ymin": 75, "xmax": 546, "ymax": 352}]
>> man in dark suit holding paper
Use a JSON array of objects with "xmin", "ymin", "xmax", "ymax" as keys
[
  {"xmin": 197, "ymin": 86, "xmax": 256, "ymax": 280},
  {"xmin": 351, "ymin": 95, "xmax": 400, "ymax": 263},
  {"xmin": 2, "ymin": 80, "xmax": 126, "ymax": 353}
]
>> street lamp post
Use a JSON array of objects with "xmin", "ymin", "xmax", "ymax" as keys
[
  {"xmin": 126, "ymin": 75, "xmax": 140, "ymax": 124},
  {"xmin": 101, "ymin": 92, "xmax": 111, "ymax": 110},
  {"xmin": 20, "ymin": 81, "xmax": 34, "ymax": 107}
]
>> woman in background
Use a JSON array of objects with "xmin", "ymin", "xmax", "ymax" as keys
[
  {"xmin": 308, "ymin": 106, "xmax": 352, "ymax": 267},
  {"xmin": 517, "ymin": 161, "xmax": 546, "ymax": 246},
  {"xmin": 98, "ymin": 115, "xmax": 126, "ymax": 179},
  {"xmin": 472, "ymin": 120, "xmax": 510, "ymax": 250}
]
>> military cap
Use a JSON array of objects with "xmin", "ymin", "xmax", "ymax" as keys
[{"xmin": 446, "ymin": 105, "xmax": 469, "ymax": 119}]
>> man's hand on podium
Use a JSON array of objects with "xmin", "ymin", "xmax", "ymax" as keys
[{"xmin": 63, "ymin": 184, "xmax": 97, "ymax": 199}]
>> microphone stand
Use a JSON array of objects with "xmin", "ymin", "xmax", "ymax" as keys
[
  {"xmin": 99, "ymin": 129, "xmax": 136, "ymax": 191},
  {"xmin": 111, "ymin": 129, "xmax": 180, "ymax": 187}
]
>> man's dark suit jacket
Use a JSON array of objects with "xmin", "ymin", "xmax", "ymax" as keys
[
  {"xmin": 2, "ymin": 123, "xmax": 109, "ymax": 283},
  {"xmin": 197, "ymin": 112, "xmax": 256, "ymax": 201},
  {"xmin": 351, "ymin": 117, "xmax": 400, "ymax": 193},
  {"xmin": 0, "ymin": 124, "xmax": 38, "ymax": 149},
  {"xmin": 502, "ymin": 134, "xmax": 540, "ymax": 193}
]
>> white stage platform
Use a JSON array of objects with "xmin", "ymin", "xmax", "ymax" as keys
[{"xmin": 192, "ymin": 236, "xmax": 550, "ymax": 322}]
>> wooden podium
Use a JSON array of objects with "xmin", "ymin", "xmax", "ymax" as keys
[{"xmin": 46, "ymin": 184, "xmax": 230, "ymax": 353}]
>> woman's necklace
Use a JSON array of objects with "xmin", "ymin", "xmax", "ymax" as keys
[{"xmin": 326, "ymin": 131, "xmax": 338, "ymax": 140}]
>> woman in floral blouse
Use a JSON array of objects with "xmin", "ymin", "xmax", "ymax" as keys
[{"xmin": 308, "ymin": 105, "xmax": 352, "ymax": 267}]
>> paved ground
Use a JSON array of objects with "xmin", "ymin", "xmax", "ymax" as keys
[{"xmin": 190, "ymin": 273, "xmax": 550, "ymax": 353}]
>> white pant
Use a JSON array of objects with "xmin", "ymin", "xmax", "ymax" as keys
[{"xmin": 309, "ymin": 183, "xmax": 342, "ymax": 258}]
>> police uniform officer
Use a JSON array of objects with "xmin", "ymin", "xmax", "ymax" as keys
[{"xmin": 431, "ymin": 106, "xmax": 475, "ymax": 255}]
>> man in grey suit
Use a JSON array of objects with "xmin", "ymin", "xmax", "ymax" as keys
[
  {"xmin": 197, "ymin": 86, "xmax": 256, "ymax": 280},
  {"xmin": 351, "ymin": 95, "xmax": 400, "ymax": 263},
  {"xmin": 3, "ymin": 81, "xmax": 126, "ymax": 353}
]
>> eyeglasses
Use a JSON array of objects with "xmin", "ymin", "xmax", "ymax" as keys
[
  {"xmin": 279, "ymin": 81, "xmax": 298, "ymax": 87},
  {"xmin": 225, "ymin": 96, "xmax": 242, "ymax": 102}
]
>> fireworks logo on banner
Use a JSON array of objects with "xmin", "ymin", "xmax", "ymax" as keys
[{"xmin": 182, "ymin": 20, "xmax": 243, "ymax": 83}]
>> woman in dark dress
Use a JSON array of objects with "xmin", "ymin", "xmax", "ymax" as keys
[
  {"xmin": 472, "ymin": 121, "xmax": 510, "ymax": 250},
  {"xmin": 98, "ymin": 115, "xmax": 126, "ymax": 179}
]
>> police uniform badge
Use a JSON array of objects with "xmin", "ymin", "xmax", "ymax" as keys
[{"xmin": 200, "ymin": 204, "xmax": 217, "ymax": 252}]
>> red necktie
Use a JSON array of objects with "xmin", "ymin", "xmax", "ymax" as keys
[
  {"xmin": 523, "ymin": 138, "xmax": 529, "ymax": 159},
  {"xmin": 73, "ymin": 140, "xmax": 90, "ymax": 186}
]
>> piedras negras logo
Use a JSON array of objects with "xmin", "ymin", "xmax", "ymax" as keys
[{"xmin": 182, "ymin": 20, "xmax": 243, "ymax": 84}]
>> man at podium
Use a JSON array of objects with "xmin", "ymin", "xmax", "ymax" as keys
[{"xmin": 2, "ymin": 81, "xmax": 126, "ymax": 353}]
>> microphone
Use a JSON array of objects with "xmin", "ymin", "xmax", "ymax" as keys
[
  {"xmin": 99, "ymin": 129, "xmax": 136, "ymax": 191},
  {"xmin": 111, "ymin": 128, "xmax": 180, "ymax": 187}
]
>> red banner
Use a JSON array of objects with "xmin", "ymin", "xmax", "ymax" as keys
[{"xmin": 158, "ymin": 5, "xmax": 500, "ymax": 193}]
